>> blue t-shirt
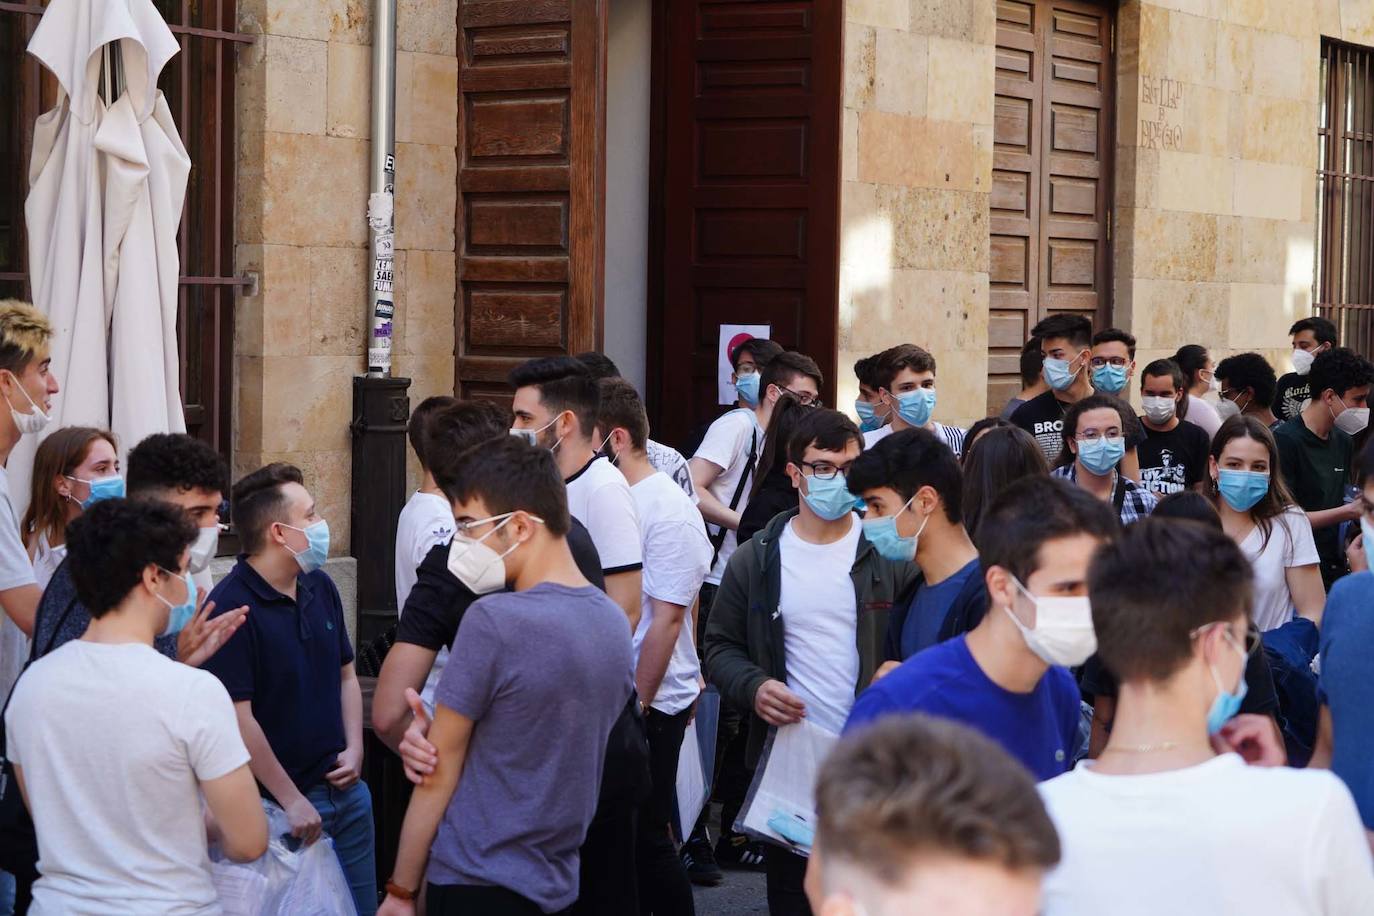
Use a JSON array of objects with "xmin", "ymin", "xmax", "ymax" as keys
[
  {"xmin": 1319, "ymin": 572, "xmax": 1374, "ymax": 828},
  {"xmin": 202, "ymin": 558, "xmax": 354, "ymax": 793},
  {"xmin": 845, "ymin": 634, "xmax": 1079, "ymax": 781},
  {"xmin": 899, "ymin": 558, "xmax": 981, "ymax": 658}
]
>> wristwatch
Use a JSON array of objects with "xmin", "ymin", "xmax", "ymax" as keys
[{"xmin": 385, "ymin": 880, "xmax": 416, "ymax": 901}]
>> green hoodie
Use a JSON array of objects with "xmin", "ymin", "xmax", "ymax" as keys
[{"xmin": 702, "ymin": 508, "xmax": 918, "ymax": 767}]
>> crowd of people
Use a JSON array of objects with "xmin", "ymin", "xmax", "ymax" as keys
[{"xmin": 0, "ymin": 292, "xmax": 1370, "ymax": 915}]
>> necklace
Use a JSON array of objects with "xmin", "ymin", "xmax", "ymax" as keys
[{"xmin": 1102, "ymin": 739, "xmax": 1180, "ymax": 754}]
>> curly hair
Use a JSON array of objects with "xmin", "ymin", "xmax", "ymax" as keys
[
  {"xmin": 126, "ymin": 434, "xmax": 228, "ymax": 499},
  {"xmin": 67, "ymin": 499, "xmax": 197, "ymax": 617}
]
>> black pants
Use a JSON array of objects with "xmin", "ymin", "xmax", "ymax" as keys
[
  {"xmin": 765, "ymin": 848, "xmax": 813, "ymax": 916},
  {"xmin": 572, "ymin": 804, "xmax": 638, "ymax": 915},
  {"xmin": 639, "ymin": 707, "xmax": 695, "ymax": 916},
  {"xmin": 427, "ymin": 883, "xmax": 571, "ymax": 915}
]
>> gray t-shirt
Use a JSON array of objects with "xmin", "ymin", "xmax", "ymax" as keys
[{"xmin": 429, "ymin": 582, "xmax": 633, "ymax": 910}]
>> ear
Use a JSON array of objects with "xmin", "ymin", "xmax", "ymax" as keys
[
  {"xmin": 985, "ymin": 564, "xmax": 1016, "ymax": 610},
  {"xmin": 914, "ymin": 484, "xmax": 940, "ymax": 517},
  {"xmin": 55, "ymin": 473, "xmax": 71, "ymax": 499},
  {"xmin": 786, "ymin": 462, "xmax": 804, "ymax": 492},
  {"xmin": 140, "ymin": 563, "xmax": 163, "ymax": 595},
  {"xmin": 1208, "ymin": 454, "xmax": 1219, "ymax": 483}
]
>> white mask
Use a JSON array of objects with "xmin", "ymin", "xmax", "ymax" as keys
[
  {"xmin": 1332, "ymin": 397, "xmax": 1370, "ymax": 436},
  {"xmin": 1216, "ymin": 398, "xmax": 1242, "ymax": 422},
  {"xmin": 446, "ymin": 512, "xmax": 542, "ymax": 595},
  {"xmin": 1141, "ymin": 396, "xmax": 1177, "ymax": 424},
  {"xmin": 2, "ymin": 371, "xmax": 50, "ymax": 436},
  {"xmin": 188, "ymin": 525, "xmax": 220, "ymax": 574},
  {"xmin": 1205, "ymin": 372, "xmax": 1220, "ymax": 394},
  {"xmin": 1291, "ymin": 347, "xmax": 1315, "ymax": 376},
  {"xmin": 1002, "ymin": 576, "xmax": 1097, "ymax": 667}
]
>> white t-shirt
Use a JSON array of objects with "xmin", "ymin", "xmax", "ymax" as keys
[
  {"xmin": 646, "ymin": 439, "xmax": 697, "ymax": 504},
  {"xmin": 1186, "ymin": 394, "xmax": 1223, "ymax": 439},
  {"xmin": 1241, "ymin": 506, "xmax": 1321, "ymax": 632},
  {"xmin": 7, "ymin": 640, "xmax": 250, "ymax": 915},
  {"xmin": 565, "ymin": 456, "xmax": 643, "ymax": 572},
  {"xmin": 0, "ymin": 467, "xmax": 36, "ymax": 705},
  {"xmin": 630, "ymin": 472, "xmax": 712, "ymax": 715},
  {"xmin": 1039, "ymin": 753, "xmax": 1374, "ymax": 916},
  {"xmin": 862, "ymin": 422, "xmax": 967, "ymax": 457},
  {"xmin": 694, "ymin": 409, "xmax": 764, "ymax": 584},
  {"xmin": 395, "ymin": 490, "xmax": 457, "ymax": 708},
  {"xmin": 778, "ymin": 515, "xmax": 861, "ymax": 734}
]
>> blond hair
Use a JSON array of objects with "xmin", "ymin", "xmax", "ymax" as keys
[{"xmin": 0, "ymin": 300, "xmax": 52, "ymax": 375}]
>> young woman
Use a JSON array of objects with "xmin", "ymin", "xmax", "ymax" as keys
[
  {"xmin": 21, "ymin": 427, "xmax": 120, "ymax": 588},
  {"xmin": 960, "ymin": 424, "xmax": 1047, "ymax": 543},
  {"xmin": 1052, "ymin": 395, "xmax": 1158, "ymax": 526},
  {"xmin": 1172, "ymin": 344, "xmax": 1223, "ymax": 438},
  {"xmin": 1207, "ymin": 415, "xmax": 1325, "ymax": 631},
  {"xmin": 736, "ymin": 393, "xmax": 807, "ymax": 545}
]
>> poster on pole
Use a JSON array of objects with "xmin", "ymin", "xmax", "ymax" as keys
[{"xmin": 718, "ymin": 324, "xmax": 772, "ymax": 405}]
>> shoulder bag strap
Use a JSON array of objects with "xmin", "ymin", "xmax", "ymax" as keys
[{"xmin": 709, "ymin": 427, "xmax": 759, "ymax": 568}]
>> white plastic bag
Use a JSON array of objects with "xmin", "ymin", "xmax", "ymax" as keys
[
  {"xmin": 210, "ymin": 801, "xmax": 357, "ymax": 916},
  {"xmin": 736, "ymin": 719, "xmax": 838, "ymax": 857}
]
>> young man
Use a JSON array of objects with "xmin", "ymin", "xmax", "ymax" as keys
[
  {"xmin": 1215, "ymin": 351, "xmax": 1281, "ymax": 429},
  {"xmin": 806, "ymin": 716, "xmax": 1061, "ymax": 916},
  {"xmin": 395, "ymin": 395, "xmax": 459, "ymax": 711},
  {"xmin": 1276, "ymin": 316, "xmax": 1338, "ymax": 421},
  {"xmin": 576, "ymin": 351, "xmax": 697, "ymax": 502},
  {"xmin": 846, "ymin": 476, "xmax": 1115, "ymax": 781},
  {"xmin": 1040, "ymin": 518, "xmax": 1374, "ymax": 914},
  {"xmin": 1001, "ymin": 337, "xmax": 1048, "ymax": 419},
  {"xmin": 853, "ymin": 353, "xmax": 890, "ymax": 433},
  {"xmin": 728, "ymin": 337, "xmax": 786, "ymax": 410},
  {"xmin": 867, "ymin": 344, "xmax": 966, "ymax": 457},
  {"xmin": 376, "ymin": 437, "xmax": 633, "ymax": 916},
  {"xmin": 7, "ymin": 499, "xmax": 267, "ymax": 913},
  {"xmin": 704, "ymin": 409, "xmax": 916, "ymax": 914},
  {"xmin": 847, "ymin": 428, "xmax": 985, "ymax": 663},
  {"xmin": 1052, "ymin": 395, "xmax": 1158, "ymax": 525},
  {"xmin": 1135, "ymin": 358, "xmax": 1212, "ymax": 495},
  {"xmin": 692, "ymin": 350, "xmax": 823, "ymax": 609},
  {"xmin": 204, "ymin": 464, "xmax": 376, "ymax": 915},
  {"xmin": 1087, "ymin": 328, "xmax": 1136, "ymax": 397},
  {"xmin": 598, "ymin": 378, "xmax": 712, "ymax": 915},
  {"xmin": 510, "ymin": 356, "xmax": 643, "ymax": 629},
  {"xmin": 33, "ymin": 432, "xmax": 246, "ymax": 665},
  {"xmin": 1275, "ymin": 347, "xmax": 1374, "ymax": 586}
]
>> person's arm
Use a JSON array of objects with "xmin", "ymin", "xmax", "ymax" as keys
[
  {"xmin": 201, "ymin": 764, "xmax": 269, "ymax": 862},
  {"xmin": 0, "ymin": 584, "xmax": 39, "ymax": 638},
  {"xmin": 604, "ymin": 570, "xmax": 643, "ymax": 633},
  {"xmin": 636, "ymin": 596, "xmax": 687, "ymax": 708},
  {"xmin": 377, "ymin": 706, "xmax": 474, "ymax": 916},
  {"xmin": 1306, "ymin": 502, "xmax": 1362, "ymax": 530},
  {"xmin": 1089, "ymin": 694, "xmax": 1115, "ymax": 758},
  {"xmin": 690, "ymin": 457, "xmax": 738, "ymax": 530},
  {"xmin": 373, "ymin": 642, "xmax": 440, "ymax": 753},
  {"xmin": 1309, "ymin": 705, "xmax": 1334, "ymax": 769},
  {"xmin": 233, "ymin": 701, "xmax": 322, "ymax": 844},
  {"xmin": 1286, "ymin": 564, "xmax": 1327, "ymax": 627},
  {"xmin": 324, "ymin": 663, "xmax": 363, "ymax": 790}
]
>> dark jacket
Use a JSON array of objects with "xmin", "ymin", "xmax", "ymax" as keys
[
  {"xmin": 703, "ymin": 508, "xmax": 917, "ymax": 767},
  {"xmin": 883, "ymin": 564, "xmax": 989, "ymax": 661}
]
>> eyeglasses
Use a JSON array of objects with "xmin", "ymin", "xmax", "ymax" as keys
[
  {"xmin": 800, "ymin": 460, "xmax": 852, "ymax": 480},
  {"xmin": 1089, "ymin": 357, "xmax": 1129, "ymax": 369},
  {"xmin": 784, "ymin": 388, "xmax": 821, "ymax": 407},
  {"xmin": 1191, "ymin": 621, "xmax": 1262, "ymax": 657},
  {"xmin": 1074, "ymin": 429, "xmax": 1123, "ymax": 442}
]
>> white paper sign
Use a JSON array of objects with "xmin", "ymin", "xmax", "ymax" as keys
[{"xmin": 718, "ymin": 324, "xmax": 772, "ymax": 405}]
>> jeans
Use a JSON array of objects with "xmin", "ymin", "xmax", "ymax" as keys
[
  {"xmin": 639, "ymin": 707, "xmax": 695, "ymax": 916},
  {"xmin": 765, "ymin": 848, "xmax": 813, "ymax": 916},
  {"xmin": 306, "ymin": 780, "xmax": 377, "ymax": 916},
  {"xmin": 428, "ymin": 883, "xmax": 570, "ymax": 915}
]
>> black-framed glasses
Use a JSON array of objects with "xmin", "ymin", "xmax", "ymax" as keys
[
  {"xmin": 784, "ymin": 387, "xmax": 821, "ymax": 407},
  {"xmin": 801, "ymin": 460, "xmax": 851, "ymax": 480},
  {"xmin": 1090, "ymin": 357, "xmax": 1129, "ymax": 369}
]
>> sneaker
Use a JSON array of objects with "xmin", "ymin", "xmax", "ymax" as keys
[
  {"xmin": 680, "ymin": 831, "xmax": 724, "ymax": 887},
  {"xmin": 715, "ymin": 832, "xmax": 768, "ymax": 871}
]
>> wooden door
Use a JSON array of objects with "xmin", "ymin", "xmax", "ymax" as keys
[
  {"xmin": 649, "ymin": 0, "xmax": 842, "ymax": 447},
  {"xmin": 453, "ymin": 0, "xmax": 606, "ymax": 404},
  {"xmin": 989, "ymin": 0, "xmax": 1113, "ymax": 414}
]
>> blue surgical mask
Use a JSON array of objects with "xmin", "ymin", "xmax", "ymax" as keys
[
  {"xmin": 156, "ymin": 567, "xmax": 198, "ymax": 637},
  {"xmin": 854, "ymin": 399, "xmax": 882, "ymax": 433},
  {"xmin": 1043, "ymin": 356, "xmax": 1081, "ymax": 392},
  {"xmin": 892, "ymin": 389, "xmax": 936, "ymax": 428},
  {"xmin": 1075, "ymin": 436, "xmax": 1125, "ymax": 476},
  {"xmin": 281, "ymin": 519, "xmax": 330, "ymax": 573},
  {"xmin": 1205, "ymin": 627, "xmax": 1249, "ymax": 735},
  {"xmin": 67, "ymin": 474, "xmax": 125, "ymax": 510},
  {"xmin": 802, "ymin": 473, "xmax": 856, "ymax": 521},
  {"xmin": 736, "ymin": 372, "xmax": 761, "ymax": 407},
  {"xmin": 1217, "ymin": 469, "xmax": 1269, "ymax": 513},
  {"xmin": 860, "ymin": 496, "xmax": 928, "ymax": 562},
  {"xmin": 1091, "ymin": 363, "xmax": 1128, "ymax": 394}
]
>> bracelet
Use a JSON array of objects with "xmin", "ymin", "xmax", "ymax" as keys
[{"xmin": 385, "ymin": 880, "xmax": 416, "ymax": 901}]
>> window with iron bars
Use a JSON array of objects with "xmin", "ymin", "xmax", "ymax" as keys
[
  {"xmin": 1317, "ymin": 39, "xmax": 1374, "ymax": 357},
  {"xmin": 0, "ymin": 0, "xmax": 250, "ymax": 460}
]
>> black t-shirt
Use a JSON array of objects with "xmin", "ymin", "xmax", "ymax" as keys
[
  {"xmin": 1275, "ymin": 372, "xmax": 1310, "ymax": 421},
  {"xmin": 1009, "ymin": 390, "xmax": 1146, "ymax": 465},
  {"xmin": 1136, "ymin": 419, "xmax": 1211, "ymax": 495},
  {"xmin": 396, "ymin": 518, "xmax": 606, "ymax": 651}
]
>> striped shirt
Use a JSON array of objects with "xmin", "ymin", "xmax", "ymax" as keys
[{"xmin": 862, "ymin": 423, "xmax": 968, "ymax": 458}]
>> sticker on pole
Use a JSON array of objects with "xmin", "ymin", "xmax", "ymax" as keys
[
  {"xmin": 718, "ymin": 324, "xmax": 771, "ymax": 405},
  {"xmin": 369, "ymin": 348, "xmax": 392, "ymax": 373},
  {"xmin": 373, "ymin": 258, "xmax": 394, "ymax": 293}
]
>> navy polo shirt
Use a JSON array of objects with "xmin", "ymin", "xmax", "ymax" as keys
[{"xmin": 202, "ymin": 557, "xmax": 354, "ymax": 794}]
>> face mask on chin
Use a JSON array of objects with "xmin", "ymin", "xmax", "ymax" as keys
[{"xmin": 2, "ymin": 370, "xmax": 50, "ymax": 437}]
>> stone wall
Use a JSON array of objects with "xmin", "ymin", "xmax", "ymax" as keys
[
  {"xmin": 838, "ymin": 0, "xmax": 995, "ymax": 428},
  {"xmin": 233, "ymin": 0, "xmax": 458, "ymax": 554}
]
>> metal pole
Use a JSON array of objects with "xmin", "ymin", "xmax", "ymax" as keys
[{"xmin": 366, "ymin": 0, "xmax": 397, "ymax": 378}]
